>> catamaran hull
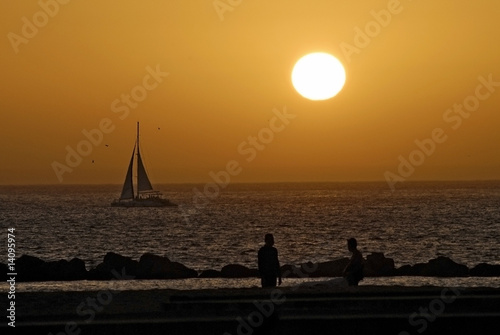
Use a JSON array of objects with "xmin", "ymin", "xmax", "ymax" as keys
[{"xmin": 111, "ymin": 199, "xmax": 177, "ymax": 207}]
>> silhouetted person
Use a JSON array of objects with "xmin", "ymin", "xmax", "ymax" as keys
[
  {"xmin": 343, "ymin": 237, "xmax": 364, "ymax": 286},
  {"xmin": 258, "ymin": 234, "xmax": 282, "ymax": 288}
]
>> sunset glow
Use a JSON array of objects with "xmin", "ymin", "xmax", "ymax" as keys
[{"xmin": 1, "ymin": 1, "xmax": 499, "ymax": 185}]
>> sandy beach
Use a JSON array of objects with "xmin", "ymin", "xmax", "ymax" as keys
[{"xmin": 5, "ymin": 285, "xmax": 500, "ymax": 334}]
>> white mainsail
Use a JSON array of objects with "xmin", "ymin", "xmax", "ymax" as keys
[{"xmin": 137, "ymin": 147, "xmax": 154, "ymax": 193}]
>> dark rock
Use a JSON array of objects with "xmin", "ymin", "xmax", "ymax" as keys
[
  {"xmin": 17, "ymin": 255, "xmax": 45, "ymax": 280},
  {"xmin": 17, "ymin": 255, "xmax": 47, "ymax": 281},
  {"xmin": 425, "ymin": 257, "xmax": 469, "ymax": 277},
  {"xmin": 42, "ymin": 260, "xmax": 67, "ymax": 280},
  {"xmin": 198, "ymin": 269, "xmax": 222, "ymax": 278},
  {"xmin": 69, "ymin": 258, "xmax": 88, "ymax": 275},
  {"xmin": 395, "ymin": 257, "xmax": 468, "ymax": 277},
  {"xmin": 138, "ymin": 253, "xmax": 171, "ymax": 277},
  {"xmin": 87, "ymin": 268, "xmax": 107, "ymax": 280},
  {"xmin": 221, "ymin": 264, "xmax": 259, "ymax": 278},
  {"xmin": 1, "ymin": 263, "xmax": 8, "ymax": 281},
  {"xmin": 470, "ymin": 263, "xmax": 500, "ymax": 277},
  {"xmin": 17, "ymin": 254, "xmax": 45, "ymax": 268},
  {"xmin": 162, "ymin": 262, "xmax": 198, "ymax": 279},
  {"xmin": 16, "ymin": 255, "xmax": 87, "ymax": 281},
  {"xmin": 364, "ymin": 253, "xmax": 396, "ymax": 277},
  {"xmin": 103, "ymin": 252, "xmax": 140, "ymax": 274},
  {"xmin": 44, "ymin": 258, "xmax": 87, "ymax": 281},
  {"xmin": 394, "ymin": 264, "xmax": 413, "ymax": 276},
  {"xmin": 138, "ymin": 253, "xmax": 197, "ymax": 279},
  {"xmin": 308, "ymin": 258, "xmax": 349, "ymax": 277},
  {"xmin": 88, "ymin": 252, "xmax": 139, "ymax": 280},
  {"xmin": 281, "ymin": 264, "xmax": 300, "ymax": 278},
  {"xmin": 66, "ymin": 258, "xmax": 88, "ymax": 280},
  {"xmin": 408, "ymin": 263, "xmax": 428, "ymax": 276},
  {"xmin": 139, "ymin": 252, "xmax": 171, "ymax": 264}
]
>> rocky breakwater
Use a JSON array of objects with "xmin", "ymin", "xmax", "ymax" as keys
[
  {"xmin": 2, "ymin": 252, "xmax": 500, "ymax": 282},
  {"xmin": 88, "ymin": 252, "xmax": 198, "ymax": 280},
  {"xmin": 395, "ymin": 256, "xmax": 469, "ymax": 277},
  {"xmin": 13, "ymin": 255, "xmax": 87, "ymax": 282},
  {"xmin": 3, "ymin": 252, "xmax": 198, "ymax": 282},
  {"xmin": 188, "ymin": 252, "xmax": 500, "ymax": 279}
]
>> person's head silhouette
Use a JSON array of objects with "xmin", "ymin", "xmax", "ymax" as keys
[
  {"xmin": 347, "ymin": 237, "xmax": 357, "ymax": 252},
  {"xmin": 265, "ymin": 233, "xmax": 275, "ymax": 246}
]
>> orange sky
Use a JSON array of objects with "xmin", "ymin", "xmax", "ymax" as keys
[{"xmin": 1, "ymin": 0, "xmax": 499, "ymax": 185}]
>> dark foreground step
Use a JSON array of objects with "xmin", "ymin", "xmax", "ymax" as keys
[{"xmin": 9, "ymin": 287, "xmax": 500, "ymax": 335}]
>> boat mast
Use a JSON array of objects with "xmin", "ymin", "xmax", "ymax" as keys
[{"xmin": 136, "ymin": 121, "xmax": 139, "ymax": 198}]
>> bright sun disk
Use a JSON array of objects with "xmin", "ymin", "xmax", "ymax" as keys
[{"xmin": 292, "ymin": 52, "xmax": 346, "ymax": 101}]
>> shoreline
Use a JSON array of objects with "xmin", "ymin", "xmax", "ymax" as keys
[
  {"xmin": 3, "ymin": 275, "xmax": 500, "ymax": 294},
  {"xmin": 4, "ymin": 252, "xmax": 500, "ymax": 283}
]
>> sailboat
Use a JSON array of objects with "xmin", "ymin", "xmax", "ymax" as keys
[{"xmin": 111, "ymin": 122, "xmax": 177, "ymax": 207}]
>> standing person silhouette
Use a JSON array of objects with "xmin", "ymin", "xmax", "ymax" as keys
[
  {"xmin": 258, "ymin": 234, "xmax": 282, "ymax": 288},
  {"xmin": 343, "ymin": 237, "xmax": 364, "ymax": 286}
]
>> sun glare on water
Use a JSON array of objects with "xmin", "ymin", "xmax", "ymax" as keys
[{"xmin": 292, "ymin": 52, "xmax": 346, "ymax": 101}]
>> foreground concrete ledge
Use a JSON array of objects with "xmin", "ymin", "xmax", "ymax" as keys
[
  {"xmin": 9, "ymin": 286, "xmax": 500, "ymax": 322},
  {"xmin": 6, "ymin": 287, "xmax": 500, "ymax": 334}
]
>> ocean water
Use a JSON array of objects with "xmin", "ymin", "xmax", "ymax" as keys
[{"xmin": 1, "ymin": 181, "xmax": 499, "ymax": 290}]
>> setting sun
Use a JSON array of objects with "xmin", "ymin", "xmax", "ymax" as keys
[{"xmin": 291, "ymin": 52, "xmax": 346, "ymax": 101}]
